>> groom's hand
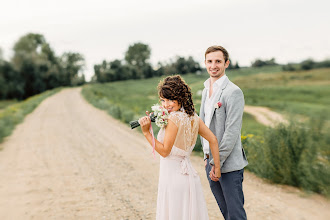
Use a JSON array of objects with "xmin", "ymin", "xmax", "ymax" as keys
[{"xmin": 209, "ymin": 166, "xmax": 220, "ymax": 182}]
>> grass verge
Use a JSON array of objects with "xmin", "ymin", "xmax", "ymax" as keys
[{"xmin": 0, "ymin": 88, "xmax": 61, "ymax": 145}]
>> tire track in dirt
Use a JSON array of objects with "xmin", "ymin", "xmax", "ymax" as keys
[{"xmin": 244, "ymin": 105, "xmax": 288, "ymax": 127}]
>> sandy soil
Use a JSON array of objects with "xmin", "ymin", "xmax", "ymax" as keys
[
  {"xmin": 0, "ymin": 88, "xmax": 329, "ymax": 220},
  {"xmin": 244, "ymin": 105, "xmax": 288, "ymax": 127}
]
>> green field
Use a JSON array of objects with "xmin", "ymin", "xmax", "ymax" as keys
[
  {"xmin": 82, "ymin": 66, "xmax": 330, "ymax": 129},
  {"xmin": 235, "ymin": 68, "xmax": 330, "ymax": 124}
]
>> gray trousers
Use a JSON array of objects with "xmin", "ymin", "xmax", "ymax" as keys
[{"xmin": 205, "ymin": 159, "xmax": 247, "ymax": 220}]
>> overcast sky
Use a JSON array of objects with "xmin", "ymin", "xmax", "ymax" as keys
[{"xmin": 1, "ymin": 0, "xmax": 329, "ymax": 80}]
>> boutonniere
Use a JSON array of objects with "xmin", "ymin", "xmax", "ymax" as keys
[{"xmin": 214, "ymin": 101, "xmax": 222, "ymax": 109}]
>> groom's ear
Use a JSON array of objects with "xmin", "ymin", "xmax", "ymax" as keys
[{"xmin": 224, "ymin": 59, "xmax": 230, "ymax": 68}]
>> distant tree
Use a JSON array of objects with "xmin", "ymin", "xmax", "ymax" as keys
[
  {"xmin": 301, "ymin": 59, "xmax": 315, "ymax": 70},
  {"xmin": 60, "ymin": 52, "xmax": 85, "ymax": 86},
  {"xmin": 251, "ymin": 58, "xmax": 277, "ymax": 67},
  {"xmin": 109, "ymin": 59, "xmax": 133, "ymax": 81},
  {"xmin": 228, "ymin": 59, "xmax": 240, "ymax": 69},
  {"xmin": 92, "ymin": 45, "xmax": 202, "ymax": 82},
  {"xmin": 11, "ymin": 33, "xmax": 59, "ymax": 98},
  {"xmin": 3, "ymin": 33, "xmax": 86, "ymax": 99},
  {"xmin": 141, "ymin": 64, "xmax": 154, "ymax": 78},
  {"xmin": 152, "ymin": 62, "xmax": 162, "ymax": 76},
  {"xmin": 174, "ymin": 57, "xmax": 189, "ymax": 74},
  {"xmin": 186, "ymin": 56, "xmax": 201, "ymax": 73},
  {"xmin": 282, "ymin": 59, "xmax": 330, "ymax": 72},
  {"xmin": 93, "ymin": 59, "xmax": 135, "ymax": 83},
  {"xmin": 282, "ymin": 63, "xmax": 297, "ymax": 71},
  {"xmin": 172, "ymin": 56, "xmax": 201, "ymax": 74},
  {"xmin": 125, "ymin": 42, "xmax": 151, "ymax": 66},
  {"xmin": 251, "ymin": 59, "xmax": 265, "ymax": 67},
  {"xmin": 94, "ymin": 60, "xmax": 109, "ymax": 83},
  {"xmin": 125, "ymin": 42, "xmax": 153, "ymax": 78},
  {"xmin": 0, "ymin": 60, "xmax": 24, "ymax": 99},
  {"xmin": 158, "ymin": 56, "xmax": 201, "ymax": 75},
  {"xmin": 314, "ymin": 59, "xmax": 330, "ymax": 68}
]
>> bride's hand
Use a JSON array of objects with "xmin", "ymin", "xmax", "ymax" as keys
[
  {"xmin": 138, "ymin": 116, "xmax": 151, "ymax": 135},
  {"xmin": 209, "ymin": 166, "xmax": 221, "ymax": 182},
  {"xmin": 215, "ymin": 167, "xmax": 221, "ymax": 179}
]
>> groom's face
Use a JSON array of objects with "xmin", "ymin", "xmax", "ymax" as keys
[{"xmin": 205, "ymin": 51, "xmax": 230, "ymax": 79}]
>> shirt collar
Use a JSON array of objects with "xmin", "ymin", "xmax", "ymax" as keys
[{"xmin": 204, "ymin": 75, "xmax": 227, "ymax": 89}]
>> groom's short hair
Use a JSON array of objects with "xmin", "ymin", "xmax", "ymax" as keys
[{"xmin": 205, "ymin": 46, "xmax": 229, "ymax": 62}]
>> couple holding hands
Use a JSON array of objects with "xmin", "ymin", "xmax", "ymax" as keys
[{"xmin": 138, "ymin": 45, "xmax": 248, "ymax": 220}]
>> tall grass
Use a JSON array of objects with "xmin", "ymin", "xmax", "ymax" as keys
[
  {"xmin": 0, "ymin": 100, "xmax": 19, "ymax": 110},
  {"xmin": 243, "ymin": 117, "xmax": 330, "ymax": 197},
  {"xmin": 0, "ymin": 88, "xmax": 61, "ymax": 144}
]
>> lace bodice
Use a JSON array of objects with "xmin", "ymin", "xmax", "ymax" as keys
[{"xmin": 157, "ymin": 111, "xmax": 199, "ymax": 156}]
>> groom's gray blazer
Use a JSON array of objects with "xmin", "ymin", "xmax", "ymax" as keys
[{"xmin": 200, "ymin": 77, "xmax": 248, "ymax": 173}]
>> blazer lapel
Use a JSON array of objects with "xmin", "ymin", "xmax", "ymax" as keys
[{"xmin": 208, "ymin": 77, "xmax": 230, "ymax": 123}]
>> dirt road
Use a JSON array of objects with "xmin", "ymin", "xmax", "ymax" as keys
[
  {"xmin": 244, "ymin": 105, "xmax": 288, "ymax": 127},
  {"xmin": 0, "ymin": 88, "xmax": 329, "ymax": 219}
]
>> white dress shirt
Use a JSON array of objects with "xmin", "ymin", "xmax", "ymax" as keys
[{"xmin": 203, "ymin": 75, "xmax": 228, "ymax": 155}]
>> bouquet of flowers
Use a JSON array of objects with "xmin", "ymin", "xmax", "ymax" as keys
[{"xmin": 129, "ymin": 104, "xmax": 169, "ymax": 129}]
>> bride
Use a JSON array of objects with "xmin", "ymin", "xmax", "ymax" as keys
[{"xmin": 139, "ymin": 75, "xmax": 221, "ymax": 220}]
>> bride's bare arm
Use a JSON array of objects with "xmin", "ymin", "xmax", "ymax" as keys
[
  {"xmin": 139, "ymin": 116, "xmax": 178, "ymax": 157},
  {"xmin": 198, "ymin": 118, "xmax": 221, "ymax": 179}
]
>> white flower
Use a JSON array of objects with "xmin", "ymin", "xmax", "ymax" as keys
[{"xmin": 151, "ymin": 104, "xmax": 169, "ymax": 128}]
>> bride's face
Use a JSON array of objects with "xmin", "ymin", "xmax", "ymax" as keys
[{"xmin": 160, "ymin": 98, "xmax": 181, "ymax": 113}]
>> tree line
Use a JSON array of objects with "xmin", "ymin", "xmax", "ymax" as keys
[
  {"xmin": 92, "ymin": 43, "xmax": 202, "ymax": 83},
  {"xmin": 3, "ymin": 32, "xmax": 328, "ymax": 101},
  {"xmin": 251, "ymin": 57, "xmax": 330, "ymax": 71},
  {"xmin": 0, "ymin": 33, "xmax": 85, "ymax": 100},
  {"xmin": 0, "ymin": 34, "xmax": 204, "ymax": 100}
]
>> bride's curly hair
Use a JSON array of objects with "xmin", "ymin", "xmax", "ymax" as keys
[{"xmin": 158, "ymin": 75, "xmax": 195, "ymax": 117}]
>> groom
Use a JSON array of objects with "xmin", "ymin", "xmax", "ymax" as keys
[{"xmin": 200, "ymin": 45, "xmax": 248, "ymax": 219}]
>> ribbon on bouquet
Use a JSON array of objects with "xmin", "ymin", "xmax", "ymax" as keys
[
  {"xmin": 150, "ymin": 123, "xmax": 156, "ymax": 159},
  {"xmin": 147, "ymin": 111, "xmax": 156, "ymax": 159}
]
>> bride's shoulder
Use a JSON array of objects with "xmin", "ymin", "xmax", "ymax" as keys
[
  {"xmin": 170, "ymin": 111, "xmax": 189, "ymax": 118},
  {"xmin": 168, "ymin": 111, "xmax": 186, "ymax": 123},
  {"xmin": 169, "ymin": 111, "xmax": 183, "ymax": 119},
  {"xmin": 167, "ymin": 111, "xmax": 181, "ymax": 127}
]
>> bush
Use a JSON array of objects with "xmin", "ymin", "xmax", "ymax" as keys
[
  {"xmin": 282, "ymin": 63, "xmax": 297, "ymax": 71},
  {"xmin": 243, "ymin": 118, "xmax": 330, "ymax": 197},
  {"xmin": 241, "ymin": 134, "xmax": 267, "ymax": 176},
  {"xmin": 297, "ymin": 117, "xmax": 330, "ymax": 195},
  {"xmin": 314, "ymin": 60, "xmax": 330, "ymax": 68},
  {"xmin": 251, "ymin": 58, "xmax": 278, "ymax": 67},
  {"xmin": 263, "ymin": 123, "xmax": 309, "ymax": 186},
  {"xmin": 301, "ymin": 59, "xmax": 315, "ymax": 70}
]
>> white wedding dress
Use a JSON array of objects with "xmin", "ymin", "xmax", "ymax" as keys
[{"xmin": 156, "ymin": 111, "xmax": 209, "ymax": 220}]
